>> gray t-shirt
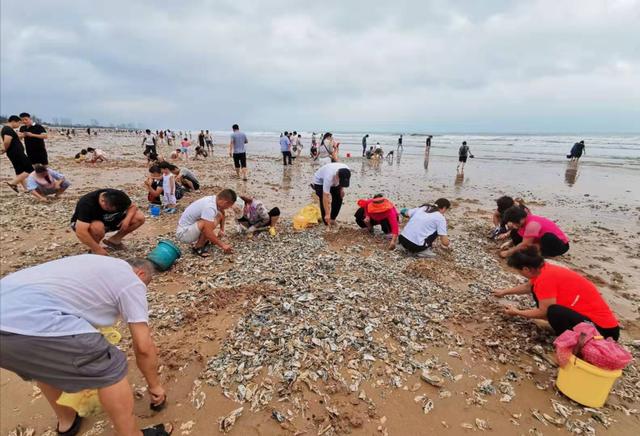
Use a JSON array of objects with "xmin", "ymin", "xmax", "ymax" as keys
[
  {"xmin": 0, "ymin": 255, "xmax": 149, "ymax": 337},
  {"xmin": 230, "ymin": 131, "xmax": 248, "ymax": 154}
]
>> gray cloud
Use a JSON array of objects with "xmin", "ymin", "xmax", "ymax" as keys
[{"xmin": 1, "ymin": 0, "xmax": 639, "ymax": 132}]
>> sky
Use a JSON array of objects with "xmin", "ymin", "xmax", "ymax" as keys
[{"xmin": 1, "ymin": 0, "xmax": 639, "ymax": 133}]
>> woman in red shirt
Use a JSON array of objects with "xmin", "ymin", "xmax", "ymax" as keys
[
  {"xmin": 494, "ymin": 247, "xmax": 619, "ymax": 340},
  {"xmin": 354, "ymin": 195, "xmax": 399, "ymax": 250}
]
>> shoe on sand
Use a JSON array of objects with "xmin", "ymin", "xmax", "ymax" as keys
[{"xmin": 415, "ymin": 248, "xmax": 436, "ymax": 259}]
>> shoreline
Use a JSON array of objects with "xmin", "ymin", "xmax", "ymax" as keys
[{"xmin": 1, "ymin": 133, "xmax": 639, "ymax": 435}]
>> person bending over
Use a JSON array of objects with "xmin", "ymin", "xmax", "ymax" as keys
[
  {"xmin": 0, "ymin": 255, "xmax": 171, "ymax": 436},
  {"xmin": 2, "ymin": 115, "xmax": 33, "ymax": 192},
  {"xmin": 490, "ymin": 196, "xmax": 530, "ymax": 239},
  {"xmin": 144, "ymin": 165, "xmax": 163, "ymax": 206},
  {"xmin": 71, "ymin": 189, "xmax": 145, "ymax": 255},
  {"xmin": 500, "ymin": 206, "xmax": 569, "ymax": 258},
  {"xmin": 312, "ymin": 162, "xmax": 351, "ymax": 226},
  {"xmin": 160, "ymin": 162, "xmax": 200, "ymax": 191},
  {"xmin": 237, "ymin": 195, "xmax": 280, "ymax": 236},
  {"xmin": 399, "ymin": 198, "xmax": 451, "ymax": 258},
  {"xmin": 494, "ymin": 247, "xmax": 619, "ymax": 340},
  {"xmin": 176, "ymin": 189, "xmax": 237, "ymax": 257},
  {"xmin": 26, "ymin": 164, "xmax": 70, "ymax": 202},
  {"xmin": 355, "ymin": 194, "xmax": 399, "ymax": 250}
]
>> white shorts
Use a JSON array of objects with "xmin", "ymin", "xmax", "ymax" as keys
[
  {"xmin": 163, "ymin": 192, "xmax": 177, "ymax": 206},
  {"xmin": 176, "ymin": 223, "xmax": 201, "ymax": 244}
]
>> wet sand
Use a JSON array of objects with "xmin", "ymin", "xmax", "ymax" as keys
[{"xmin": 1, "ymin": 132, "xmax": 639, "ymax": 435}]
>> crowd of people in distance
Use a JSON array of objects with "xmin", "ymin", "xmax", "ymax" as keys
[{"xmin": 0, "ymin": 114, "xmax": 617, "ymax": 436}]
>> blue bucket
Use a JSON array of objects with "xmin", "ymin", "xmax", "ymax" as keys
[
  {"xmin": 150, "ymin": 205, "xmax": 161, "ymax": 217},
  {"xmin": 147, "ymin": 240, "xmax": 182, "ymax": 271}
]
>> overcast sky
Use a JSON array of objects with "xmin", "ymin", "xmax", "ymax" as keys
[{"xmin": 1, "ymin": 0, "xmax": 639, "ymax": 133}]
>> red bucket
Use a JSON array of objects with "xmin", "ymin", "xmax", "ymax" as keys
[{"xmin": 346, "ymin": 153, "xmax": 352, "ymax": 158}]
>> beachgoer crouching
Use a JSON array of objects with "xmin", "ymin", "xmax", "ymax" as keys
[
  {"xmin": 71, "ymin": 189, "xmax": 145, "ymax": 256},
  {"xmin": 399, "ymin": 198, "xmax": 451, "ymax": 258},
  {"xmin": 355, "ymin": 195, "xmax": 399, "ymax": 250},
  {"xmin": 0, "ymin": 255, "xmax": 172, "ymax": 436},
  {"xmin": 145, "ymin": 165, "xmax": 163, "ymax": 206},
  {"xmin": 238, "ymin": 195, "xmax": 280, "ymax": 236},
  {"xmin": 500, "ymin": 207, "xmax": 569, "ymax": 258},
  {"xmin": 26, "ymin": 164, "xmax": 70, "ymax": 202},
  {"xmin": 176, "ymin": 189, "xmax": 237, "ymax": 256},
  {"xmin": 490, "ymin": 196, "xmax": 529, "ymax": 240},
  {"xmin": 494, "ymin": 247, "xmax": 619, "ymax": 340}
]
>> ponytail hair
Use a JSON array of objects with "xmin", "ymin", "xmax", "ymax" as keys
[{"xmin": 422, "ymin": 198, "xmax": 451, "ymax": 213}]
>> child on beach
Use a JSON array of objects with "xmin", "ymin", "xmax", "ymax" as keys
[
  {"xmin": 144, "ymin": 165, "xmax": 163, "ymax": 206},
  {"xmin": 74, "ymin": 149, "xmax": 88, "ymax": 162},
  {"xmin": 180, "ymin": 138, "xmax": 191, "ymax": 161},
  {"xmin": 194, "ymin": 145, "xmax": 208, "ymax": 159},
  {"xmin": 457, "ymin": 141, "xmax": 473, "ymax": 171},
  {"xmin": 86, "ymin": 147, "xmax": 107, "ymax": 164},
  {"xmin": 237, "ymin": 195, "xmax": 280, "ymax": 236},
  {"xmin": 490, "ymin": 196, "xmax": 530, "ymax": 239},
  {"xmin": 161, "ymin": 165, "xmax": 177, "ymax": 213}
]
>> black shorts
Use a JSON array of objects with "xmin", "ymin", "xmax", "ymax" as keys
[
  {"xmin": 7, "ymin": 148, "xmax": 34, "ymax": 175},
  {"xmin": 233, "ymin": 152, "xmax": 247, "ymax": 168},
  {"xmin": 144, "ymin": 146, "xmax": 157, "ymax": 156},
  {"xmin": 25, "ymin": 145, "xmax": 48, "ymax": 166},
  {"xmin": 458, "ymin": 156, "xmax": 468, "ymax": 163},
  {"xmin": 71, "ymin": 212, "xmax": 127, "ymax": 233}
]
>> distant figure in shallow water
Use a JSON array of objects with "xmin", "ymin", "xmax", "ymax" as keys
[{"xmin": 567, "ymin": 140, "xmax": 585, "ymax": 161}]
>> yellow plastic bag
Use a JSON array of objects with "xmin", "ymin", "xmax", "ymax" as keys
[
  {"xmin": 293, "ymin": 204, "xmax": 321, "ymax": 229},
  {"xmin": 56, "ymin": 327, "xmax": 122, "ymax": 417}
]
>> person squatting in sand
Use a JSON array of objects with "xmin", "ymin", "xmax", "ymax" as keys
[
  {"xmin": 355, "ymin": 194, "xmax": 399, "ymax": 250},
  {"xmin": 312, "ymin": 162, "xmax": 351, "ymax": 226},
  {"xmin": 26, "ymin": 164, "xmax": 70, "ymax": 202},
  {"xmin": 71, "ymin": 189, "xmax": 145, "ymax": 256},
  {"xmin": 175, "ymin": 189, "xmax": 237, "ymax": 257},
  {"xmin": 0, "ymin": 255, "xmax": 172, "ymax": 436},
  {"xmin": 237, "ymin": 194, "xmax": 280, "ymax": 237},
  {"xmin": 398, "ymin": 198, "xmax": 451, "ymax": 258},
  {"xmin": 490, "ymin": 196, "xmax": 530, "ymax": 240},
  {"xmin": 494, "ymin": 247, "xmax": 619, "ymax": 340},
  {"xmin": 500, "ymin": 206, "xmax": 570, "ymax": 258}
]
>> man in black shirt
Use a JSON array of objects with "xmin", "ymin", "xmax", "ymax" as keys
[
  {"xmin": 2, "ymin": 115, "xmax": 33, "ymax": 192},
  {"xmin": 19, "ymin": 112, "xmax": 49, "ymax": 165},
  {"xmin": 71, "ymin": 189, "xmax": 145, "ymax": 255}
]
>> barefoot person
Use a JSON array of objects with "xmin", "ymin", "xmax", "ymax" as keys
[
  {"xmin": 355, "ymin": 194, "xmax": 399, "ymax": 250},
  {"xmin": 399, "ymin": 198, "xmax": 451, "ymax": 258},
  {"xmin": 176, "ymin": 189, "xmax": 237, "ymax": 256},
  {"xmin": 229, "ymin": 124, "xmax": 248, "ymax": 180},
  {"xmin": 2, "ymin": 115, "xmax": 33, "ymax": 192},
  {"xmin": 490, "ymin": 196, "xmax": 530, "ymax": 240},
  {"xmin": 0, "ymin": 255, "xmax": 172, "ymax": 436},
  {"xmin": 237, "ymin": 194, "xmax": 280, "ymax": 236},
  {"xmin": 456, "ymin": 141, "xmax": 473, "ymax": 171},
  {"xmin": 312, "ymin": 162, "xmax": 351, "ymax": 226},
  {"xmin": 494, "ymin": 247, "xmax": 620, "ymax": 340},
  {"xmin": 19, "ymin": 112, "xmax": 49, "ymax": 165},
  {"xmin": 500, "ymin": 206, "xmax": 569, "ymax": 258},
  {"xmin": 71, "ymin": 189, "xmax": 145, "ymax": 255},
  {"xmin": 26, "ymin": 164, "xmax": 70, "ymax": 202},
  {"xmin": 142, "ymin": 129, "xmax": 157, "ymax": 158}
]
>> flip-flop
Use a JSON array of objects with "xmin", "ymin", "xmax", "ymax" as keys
[
  {"xmin": 103, "ymin": 239, "xmax": 125, "ymax": 250},
  {"xmin": 5, "ymin": 182, "xmax": 18, "ymax": 193},
  {"xmin": 57, "ymin": 412, "xmax": 82, "ymax": 436},
  {"xmin": 192, "ymin": 246, "xmax": 210, "ymax": 257},
  {"xmin": 142, "ymin": 423, "xmax": 173, "ymax": 436}
]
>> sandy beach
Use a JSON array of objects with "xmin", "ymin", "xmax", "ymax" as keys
[{"xmin": 1, "ymin": 131, "xmax": 639, "ymax": 435}]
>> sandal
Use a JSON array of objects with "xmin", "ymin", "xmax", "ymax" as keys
[
  {"xmin": 192, "ymin": 246, "xmax": 210, "ymax": 258},
  {"xmin": 142, "ymin": 423, "xmax": 173, "ymax": 436},
  {"xmin": 57, "ymin": 412, "xmax": 82, "ymax": 436},
  {"xmin": 6, "ymin": 182, "xmax": 18, "ymax": 193},
  {"xmin": 103, "ymin": 239, "xmax": 125, "ymax": 250}
]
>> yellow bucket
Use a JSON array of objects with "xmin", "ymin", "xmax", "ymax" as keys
[{"xmin": 556, "ymin": 354, "xmax": 622, "ymax": 408}]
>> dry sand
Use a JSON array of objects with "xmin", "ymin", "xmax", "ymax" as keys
[{"xmin": 1, "ymin": 132, "xmax": 638, "ymax": 435}]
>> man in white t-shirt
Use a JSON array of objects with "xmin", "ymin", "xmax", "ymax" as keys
[
  {"xmin": 399, "ymin": 198, "xmax": 451, "ymax": 258},
  {"xmin": 312, "ymin": 162, "xmax": 351, "ymax": 226},
  {"xmin": 176, "ymin": 189, "xmax": 237, "ymax": 256},
  {"xmin": 141, "ymin": 129, "xmax": 157, "ymax": 157},
  {"xmin": 0, "ymin": 255, "xmax": 171, "ymax": 436}
]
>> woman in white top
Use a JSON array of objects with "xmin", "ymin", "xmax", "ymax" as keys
[
  {"xmin": 399, "ymin": 198, "xmax": 451, "ymax": 258},
  {"xmin": 318, "ymin": 132, "xmax": 338, "ymax": 164}
]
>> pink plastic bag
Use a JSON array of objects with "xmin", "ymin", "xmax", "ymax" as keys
[{"xmin": 553, "ymin": 322, "xmax": 633, "ymax": 370}]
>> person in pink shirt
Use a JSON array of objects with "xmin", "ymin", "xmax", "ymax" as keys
[
  {"xmin": 500, "ymin": 206, "xmax": 570, "ymax": 258},
  {"xmin": 355, "ymin": 195, "xmax": 399, "ymax": 250}
]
